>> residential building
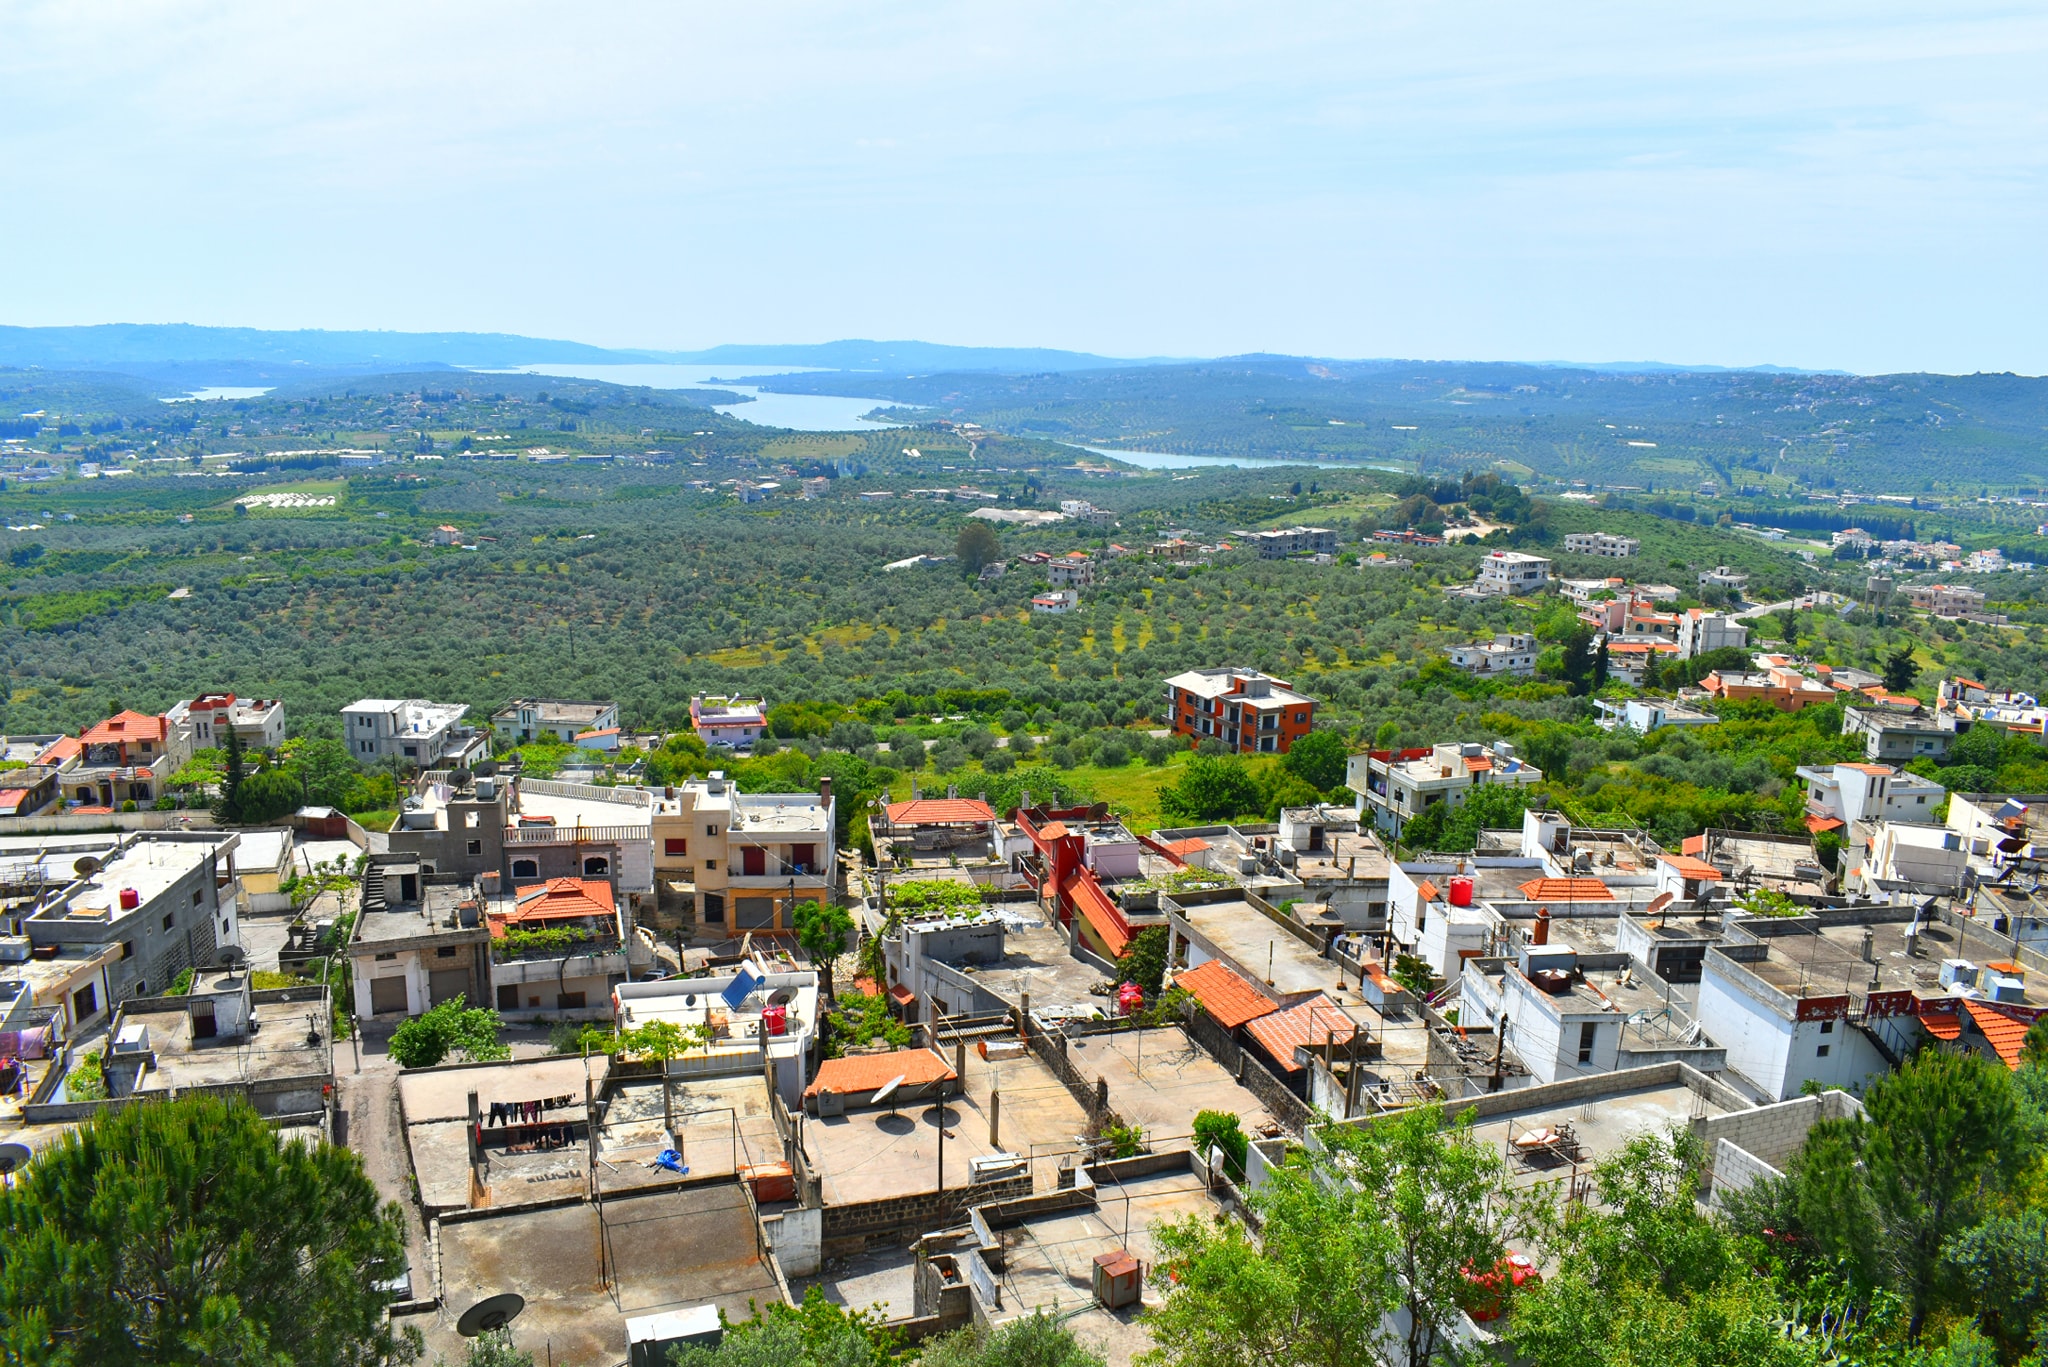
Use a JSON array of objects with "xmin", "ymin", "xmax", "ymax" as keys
[
  {"xmin": 1347, "ymin": 742, "xmax": 1543, "ymax": 839},
  {"xmin": 348, "ymin": 861, "xmax": 493, "ymax": 1018},
  {"xmin": 1602, "ymin": 640, "xmax": 1682, "ymax": 686},
  {"xmin": 18, "ymin": 832, "xmax": 241, "ymax": 1003},
  {"xmin": 1030, "ymin": 589, "xmax": 1079, "ymax": 614},
  {"xmin": 1661, "ymin": 829, "xmax": 1832, "ymax": 904},
  {"xmin": 433, "ymin": 525, "xmax": 463, "ymax": 546},
  {"xmin": 1360, "ymin": 551, "xmax": 1413, "ymax": 570},
  {"xmin": 1472, "ymin": 550, "xmax": 1553, "ymax": 596},
  {"xmin": 166, "ymin": 694, "xmax": 288, "ymax": 751},
  {"xmin": 1698, "ymin": 566, "xmax": 1751, "ymax": 593},
  {"xmin": 1057, "ymin": 499, "xmax": 1116, "ymax": 526},
  {"xmin": 1560, "ymin": 575, "xmax": 1629, "ymax": 604},
  {"xmin": 1446, "ymin": 633, "xmax": 1538, "ymax": 678},
  {"xmin": 489, "ymin": 877, "xmax": 633, "ymax": 1018},
  {"xmin": 870, "ymin": 793, "xmax": 999, "ymax": 860},
  {"xmin": 1593, "ymin": 698, "xmax": 1720, "ymax": 733},
  {"xmin": 1563, "ymin": 531, "xmax": 1640, "ymax": 559},
  {"xmin": 0, "ymin": 766, "xmax": 59, "ymax": 818},
  {"xmin": 616, "ymin": 966, "xmax": 823, "ymax": 1106},
  {"xmin": 1152, "ymin": 806, "xmax": 1395, "ymax": 933},
  {"xmin": 1905, "ymin": 584, "xmax": 1987, "ymax": 618},
  {"xmin": 1045, "ymin": 552, "xmax": 1095, "ymax": 588},
  {"xmin": 1852, "ymin": 823, "xmax": 1969, "ymax": 898},
  {"xmin": 650, "ymin": 772, "xmax": 836, "ymax": 937},
  {"xmin": 1678, "ymin": 610, "xmax": 1749, "ymax": 659},
  {"xmin": 1164, "ymin": 668, "xmax": 1316, "ymax": 755},
  {"xmin": 1700, "ymin": 665, "xmax": 1838, "ymax": 712},
  {"xmin": 1796, "ymin": 763, "xmax": 1945, "ymax": 831},
  {"xmin": 1457, "ymin": 935, "xmax": 1714, "ymax": 1085},
  {"xmin": 85, "ymin": 972, "xmax": 333, "ymax": 1122},
  {"xmin": 690, "ymin": 695, "xmax": 768, "ymax": 750},
  {"xmin": 341, "ymin": 699, "xmax": 486, "ymax": 769},
  {"xmin": 1843, "ymin": 706, "xmax": 1955, "ymax": 763},
  {"xmin": 63, "ymin": 710, "xmax": 184, "ymax": 809},
  {"xmin": 1245, "ymin": 526, "xmax": 1337, "ymax": 559},
  {"xmin": 1618, "ymin": 604, "xmax": 1680, "ymax": 645},
  {"xmin": 490, "ymin": 698, "xmax": 621, "ymax": 745},
  {"xmin": 1373, "ymin": 527, "xmax": 1445, "ymax": 547},
  {"xmin": 1936, "ymin": 677, "xmax": 2047, "ymax": 741}
]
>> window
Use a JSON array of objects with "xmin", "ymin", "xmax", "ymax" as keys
[
  {"xmin": 162, "ymin": 913, "xmax": 175, "ymax": 932},
  {"xmin": 512, "ymin": 859, "xmax": 538, "ymax": 878},
  {"xmin": 583, "ymin": 856, "xmax": 609, "ymax": 877},
  {"xmin": 72, "ymin": 983, "xmax": 97, "ymax": 1020},
  {"xmin": 466, "ymin": 840, "xmax": 482, "ymax": 856},
  {"xmin": 375, "ymin": 952, "xmax": 397, "ymax": 961},
  {"xmin": 191, "ymin": 889, "xmax": 202, "ymax": 905},
  {"xmin": 705, "ymin": 824, "xmax": 720, "ymax": 838},
  {"xmin": 665, "ymin": 838, "xmax": 687, "ymax": 856},
  {"xmin": 1819, "ymin": 1019, "xmax": 1835, "ymax": 1034},
  {"xmin": 121, "ymin": 941, "xmax": 135, "ymax": 960},
  {"xmin": 220, "ymin": 920, "xmax": 230, "ymax": 936},
  {"xmin": 1577, "ymin": 1021, "xmax": 1598, "ymax": 1065},
  {"xmin": 436, "ymin": 946, "xmax": 457, "ymax": 959},
  {"xmin": 558, "ymin": 991, "xmax": 586, "ymax": 1010},
  {"xmin": 704, "ymin": 859, "xmax": 717, "ymax": 871},
  {"xmin": 1817, "ymin": 1044, "xmax": 1832, "ymax": 1057},
  {"xmin": 497, "ymin": 984, "xmax": 519, "ymax": 1010},
  {"xmin": 403, "ymin": 745, "xmax": 418, "ymax": 758}
]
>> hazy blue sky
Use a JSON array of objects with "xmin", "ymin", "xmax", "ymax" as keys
[{"xmin": 2, "ymin": 2, "xmax": 2043, "ymax": 373}]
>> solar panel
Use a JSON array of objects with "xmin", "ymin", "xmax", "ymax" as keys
[{"xmin": 720, "ymin": 967, "xmax": 761, "ymax": 1010}]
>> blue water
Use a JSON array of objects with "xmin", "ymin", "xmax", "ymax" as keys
[
  {"xmin": 161, "ymin": 386, "xmax": 273, "ymax": 403},
  {"xmin": 484, "ymin": 363, "xmax": 919, "ymax": 432},
  {"xmin": 1076, "ymin": 445, "xmax": 1403, "ymax": 473}
]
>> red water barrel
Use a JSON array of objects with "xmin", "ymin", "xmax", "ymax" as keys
[
  {"xmin": 762, "ymin": 1003, "xmax": 788, "ymax": 1036},
  {"xmin": 119, "ymin": 887, "xmax": 141, "ymax": 911},
  {"xmin": 1448, "ymin": 877, "xmax": 1475, "ymax": 907}
]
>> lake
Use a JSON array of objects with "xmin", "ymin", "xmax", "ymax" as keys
[
  {"xmin": 161, "ymin": 386, "xmax": 273, "ymax": 403},
  {"xmin": 486, "ymin": 363, "xmax": 921, "ymax": 432},
  {"xmin": 1076, "ymin": 445, "xmax": 1404, "ymax": 473}
]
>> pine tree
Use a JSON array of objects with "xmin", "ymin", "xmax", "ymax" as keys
[{"xmin": 215, "ymin": 723, "xmax": 247, "ymax": 823}]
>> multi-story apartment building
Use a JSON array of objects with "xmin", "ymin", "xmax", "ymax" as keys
[
  {"xmin": 166, "ymin": 694, "xmax": 288, "ymax": 751},
  {"xmin": 18, "ymin": 832, "xmax": 242, "ymax": 1004},
  {"xmin": 1446, "ymin": 633, "xmax": 1538, "ymax": 678},
  {"xmin": 64, "ymin": 710, "xmax": 186, "ymax": 808},
  {"xmin": 1843, "ymin": 707, "xmax": 1955, "ymax": 764},
  {"xmin": 650, "ymin": 772, "xmax": 837, "ymax": 937},
  {"xmin": 489, "ymin": 698, "xmax": 620, "ymax": 745},
  {"xmin": 1563, "ymin": 531, "xmax": 1640, "ymax": 559},
  {"xmin": 1698, "ymin": 565, "xmax": 1750, "ymax": 593},
  {"xmin": 1796, "ymin": 762, "xmax": 1945, "ymax": 829},
  {"xmin": 1347, "ymin": 741, "xmax": 1544, "ymax": 838},
  {"xmin": 1472, "ymin": 550, "xmax": 1553, "ymax": 596},
  {"xmin": 1905, "ymin": 584, "xmax": 1987, "ymax": 618},
  {"xmin": 1164, "ymin": 668, "xmax": 1316, "ymax": 755},
  {"xmin": 1045, "ymin": 552, "xmax": 1095, "ymax": 588},
  {"xmin": 341, "ymin": 699, "xmax": 486, "ymax": 769},
  {"xmin": 1246, "ymin": 526, "xmax": 1338, "ymax": 559},
  {"xmin": 1677, "ymin": 610, "xmax": 1748, "ymax": 659}
]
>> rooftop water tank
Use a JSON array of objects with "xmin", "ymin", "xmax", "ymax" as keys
[
  {"xmin": 1448, "ymin": 877, "xmax": 1475, "ymax": 907},
  {"xmin": 118, "ymin": 887, "xmax": 140, "ymax": 911}
]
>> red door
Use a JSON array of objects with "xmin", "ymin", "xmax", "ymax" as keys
[{"xmin": 742, "ymin": 846, "xmax": 766, "ymax": 876}]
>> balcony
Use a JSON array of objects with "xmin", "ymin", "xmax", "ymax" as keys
[{"xmin": 491, "ymin": 948, "xmax": 627, "ymax": 985}]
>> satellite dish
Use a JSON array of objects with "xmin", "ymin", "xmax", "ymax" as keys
[
  {"xmin": 0, "ymin": 1143, "xmax": 32, "ymax": 1175},
  {"xmin": 869, "ymin": 1074, "xmax": 907, "ymax": 1108},
  {"xmin": 456, "ymin": 1292, "xmax": 525, "ymax": 1337},
  {"xmin": 1645, "ymin": 892, "xmax": 1675, "ymax": 929},
  {"xmin": 72, "ymin": 856, "xmax": 101, "ymax": 877},
  {"xmin": 215, "ymin": 945, "xmax": 248, "ymax": 970}
]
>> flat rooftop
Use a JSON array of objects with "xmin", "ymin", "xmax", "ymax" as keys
[
  {"xmin": 400, "ymin": 1055, "xmax": 610, "ymax": 1213},
  {"xmin": 1448, "ymin": 1076, "xmax": 1743, "ymax": 1192},
  {"xmin": 512, "ymin": 785, "xmax": 651, "ymax": 832},
  {"xmin": 37, "ymin": 837, "xmax": 228, "ymax": 922},
  {"xmin": 124, "ymin": 995, "xmax": 331, "ymax": 1092},
  {"xmin": 731, "ymin": 793, "xmax": 832, "ymax": 836},
  {"xmin": 355, "ymin": 881, "xmax": 495, "ymax": 945},
  {"xmin": 954, "ymin": 918, "xmax": 1109, "ymax": 1014},
  {"xmin": 803, "ymin": 1049, "xmax": 1089, "ymax": 1207},
  {"xmin": 424, "ymin": 1184, "xmax": 781, "ymax": 1366},
  {"xmin": 981, "ymin": 1166, "xmax": 1217, "ymax": 1366},
  {"xmin": 1175, "ymin": 899, "xmax": 1355, "ymax": 1001},
  {"xmin": 1061, "ymin": 1028, "xmax": 1275, "ymax": 1143},
  {"xmin": 1723, "ymin": 915, "xmax": 1994, "ymax": 1003}
]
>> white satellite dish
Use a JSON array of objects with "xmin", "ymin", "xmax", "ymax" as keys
[{"xmin": 869, "ymin": 1074, "xmax": 908, "ymax": 1108}]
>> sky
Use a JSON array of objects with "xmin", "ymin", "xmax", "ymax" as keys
[{"xmin": 2, "ymin": 2, "xmax": 2044, "ymax": 374}]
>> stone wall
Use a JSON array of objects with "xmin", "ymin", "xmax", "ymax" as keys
[
  {"xmin": 1181, "ymin": 1001, "xmax": 1313, "ymax": 1133},
  {"xmin": 820, "ymin": 1173, "xmax": 1033, "ymax": 1249},
  {"xmin": 1691, "ymin": 1088, "xmax": 1862, "ymax": 1187}
]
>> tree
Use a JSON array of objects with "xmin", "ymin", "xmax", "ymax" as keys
[
  {"xmin": 671, "ymin": 1286, "xmax": 892, "ymax": 1367},
  {"xmin": 1942, "ymin": 1211, "xmax": 2048, "ymax": 1358},
  {"xmin": 1144, "ymin": 1103, "xmax": 1527, "ymax": 1367},
  {"xmin": 792, "ymin": 900, "xmax": 853, "ymax": 1001},
  {"xmin": 1123, "ymin": 925, "xmax": 1170, "ymax": 996},
  {"xmin": 956, "ymin": 521, "xmax": 1002, "ymax": 577},
  {"xmin": 440, "ymin": 1331, "xmax": 532, "ymax": 1367},
  {"xmin": 1789, "ymin": 1049, "xmax": 2032, "ymax": 1340},
  {"xmin": 387, "ymin": 995, "xmax": 509, "ymax": 1069},
  {"xmin": 284, "ymin": 737, "xmax": 370, "ymax": 809},
  {"xmin": 1157, "ymin": 754, "xmax": 1265, "ymax": 823},
  {"xmin": 921, "ymin": 1312, "xmax": 1106, "ymax": 1367},
  {"xmin": 1191, "ymin": 1110, "xmax": 1248, "ymax": 1182},
  {"xmin": 1883, "ymin": 646, "xmax": 1918, "ymax": 695},
  {"xmin": 1282, "ymin": 728, "xmax": 1349, "ymax": 793},
  {"xmin": 1591, "ymin": 638, "xmax": 1610, "ymax": 691},
  {"xmin": 621, "ymin": 1018, "xmax": 712, "ymax": 1137},
  {"xmin": 214, "ymin": 722, "xmax": 248, "ymax": 822},
  {"xmin": 0, "ymin": 1094, "xmax": 420, "ymax": 1366}
]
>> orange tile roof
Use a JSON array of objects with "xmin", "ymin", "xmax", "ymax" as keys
[
  {"xmin": 80, "ymin": 710, "xmax": 167, "ymax": 746},
  {"xmin": 1244, "ymin": 995, "xmax": 1358, "ymax": 1073},
  {"xmin": 1965, "ymin": 1002, "xmax": 2033, "ymax": 1069},
  {"xmin": 804, "ymin": 1047, "xmax": 955, "ymax": 1100},
  {"xmin": 1175, "ymin": 959, "xmax": 1279, "ymax": 1030},
  {"xmin": 1464, "ymin": 755, "xmax": 1493, "ymax": 773},
  {"xmin": 1682, "ymin": 835, "xmax": 1707, "ymax": 856},
  {"xmin": 1917, "ymin": 1007, "xmax": 1962, "ymax": 1040},
  {"xmin": 1517, "ymin": 877, "xmax": 1612, "ymax": 902},
  {"xmin": 885, "ymin": 798, "xmax": 997, "ymax": 825},
  {"xmin": 1159, "ymin": 837, "xmax": 1211, "ymax": 857},
  {"xmin": 493, "ymin": 877, "xmax": 616, "ymax": 933},
  {"xmin": 1840, "ymin": 762, "xmax": 1895, "ymax": 775},
  {"xmin": 1659, "ymin": 855, "xmax": 1723, "ymax": 882},
  {"xmin": 1805, "ymin": 815, "xmax": 1846, "ymax": 834},
  {"xmin": 34, "ymin": 736, "xmax": 81, "ymax": 766},
  {"xmin": 1414, "ymin": 880, "xmax": 1441, "ymax": 904},
  {"xmin": 1071, "ymin": 872, "xmax": 1136, "ymax": 957}
]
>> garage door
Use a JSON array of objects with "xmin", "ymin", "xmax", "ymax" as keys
[
  {"xmin": 369, "ymin": 976, "xmax": 408, "ymax": 1015},
  {"xmin": 734, "ymin": 897, "xmax": 777, "ymax": 929},
  {"xmin": 429, "ymin": 969, "xmax": 470, "ymax": 1007}
]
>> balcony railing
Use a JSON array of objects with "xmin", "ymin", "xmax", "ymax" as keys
[{"xmin": 503, "ymin": 824, "xmax": 645, "ymax": 845}]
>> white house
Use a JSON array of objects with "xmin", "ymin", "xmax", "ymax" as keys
[
  {"xmin": 1446, "ymin": 633, "xmax": 1538, "ymax": 678},
  {"xmin": 1562, "ymin": 532, "xmax": 1640, "ymax": 559},
  {"xmin": 1472, "ymin": 551, "xmax": 1553, "ymax": 596},
  {"xmin": 341, "ymin": 699, "xmax": 485, "ymax": 769},
  {"xmin": 1796, "ymin": 763, "xmax": 1944, "ymax": 830},
  {"xmin": 1348, "ymin": 741, "xmax": 1544, "ymax": 838},
  {"xmin": 1032, "ymin": 590, "xmax": 1079, "ymax": 614},
  {"xmin": 1677, "ymin": 610, "xmax": 1749, "ymax": 659}
]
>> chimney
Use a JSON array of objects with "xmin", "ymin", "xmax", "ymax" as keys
[
  {"xmin": 817, "ymin": 774, "xmax": 833, "ymax": 810},
  {"xmin": 1532, "ymin": 908, "xmax": 1551, "ymax": 946}
]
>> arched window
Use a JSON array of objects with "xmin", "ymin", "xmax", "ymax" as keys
[
  {"xmin": 582, "ymin": 856, "xmax": 610, "ymax": 878},
  {"xmin": 512, "ymin": 859, "xmax": 538, "ymax": 879}
]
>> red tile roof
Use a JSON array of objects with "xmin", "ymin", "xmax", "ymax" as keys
[
  {"xmin": 1517, "ymin": 878, "xmax": 1612, "ymax": 902},
  {"xmin": 34, "ymin": 736, "xmax": 80, "ymax": 766},
  {"xmin": 1805, "ymin": 815, "xmax": 1846, "ymax": 834},
  {"xmin": 804, "ymin": 1048, "xmax": 955, "ymax": 1101},
  {"xmin": 1660, "ymin": 855, "xmax": 1723, "ymax": 882},
  {"xmin": 885, "ymin": 798, "xmax": 997, "ymax": 825},
  {"xmin": 80, "ymin": 710, "xmax": 167, "ymax": 746},
  {"xmin": 1244, "ymin": 995, "xmax": 1358, "ymax": 1074},
  {"xmin": 1175, "ymin": 959, "xmax": 1279, "ymax": 1030},
  {"xmin": 1965, "ymin": 1002, "xmax": 2033, "ymax": 1069},
  {"xmin": 493, "ymin": 877, "xmax": 616, "ymax": 933},
  {"xmin": 1917, "ymin": 1006, "xmax": 1962, "ymax": 1040},
  {"xmin": 1414, "ymin": 880, "xmax": 1441, "ymax": 904},
  {"xmin": 1464, "ymin": 755, "xmax": 1493, "ymax": 773},
  {"xmin": 1681, "ymin": 835, "xmax": 1707, "ymax": 856},
  {"xmin": 1070, "ymin": 871, "xmax": 1136, "ymax": 957},
  {"xmin": 1159, "ymin": 837, "xmax": 1211, "ymax": 857}
]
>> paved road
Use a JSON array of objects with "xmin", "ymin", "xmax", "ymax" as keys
[{"xmin": 1729, "ymin": 590, "xmax": 1850, "ymax": 622}]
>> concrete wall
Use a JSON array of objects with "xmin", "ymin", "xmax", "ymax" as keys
[{"xmin": 1693, "ymin": 1088, "xmax": 1862, "ymax": 1179}]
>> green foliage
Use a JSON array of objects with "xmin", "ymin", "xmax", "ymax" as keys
[
  {"xmin": 825, "ymin": 990, "xmax": 912, "ymax": 1056},
  {"xmin": 0, "ymin": 1094, "xmax": 419, "ymax": 1366},
  {"xmin": 387, "ymin": 994, "xmax": 509, "ymax": 1069},
  {"xmin": 496, "ymin": 925, "xmax": 592, "ymax": 956},
  {"xmin": 918, "ymin": 1313, "xmax": 1106, "ymax": 1367},
  {"xmin": 63, "ymin": 1050, "xmax": 106, "ymax": 1101},
  {"xmin": 1396, "ymin": 781, "xmax": 1533, "ymax": 852},
  {"xmin": 670, "ymin": 1287, "xmax": 895, "ymax": 1367},
  {"xmin": 1736, "ymin": 887, "xmax": 1803, "ymax": 918},
  {"xmin": 1391, "ymin": 954, "xmax": 1434, "ymax": 999},
  {"xmin": 443, "ymin": 1330, "xmax": 532, "ymax": 1367},
  {"xmin": 170, "ymin": 967, "xmax": 195, "ymax": 995},
  {"xmin": 1191, "ymin": 1109, "xmax": 1248, "ymax": 1181},
  {"xmin": 1282, "ymin": 728, "xmax": 1350, "ymax": 792},
  {"xmin": 550, "ymin": 1021, "xmax": 621, "ymax": 1055},
  {"xmin": 1123, "ymin": 926, "xmax": 1170, "ymax": 995},
  {"xmin": 888, "ymin": 880, "xmax": 987, "ymax": 915},
  {"xmin": 1157, "ymin": 753, "xmax": 1265, "ymax": 823},
  {"xmin": 1101, "ymin": 1122, "xmax": 1146, "ymax": 1158},
  {"xmin": 956, "ymin": 521, "xmax": 1002, "ymax": 576},
  {"xmin": 793, "ymin": 900, "xmax": 853, "ymax": 968}
]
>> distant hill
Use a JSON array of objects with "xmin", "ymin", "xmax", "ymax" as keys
[{"xmin": 644, "ymin": 340, "xmax": 1181, "ymax": 372}]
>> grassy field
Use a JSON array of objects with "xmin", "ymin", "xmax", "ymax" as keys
[{"xmin": 882, "ymin": 746, "xmax": 1193, "ymax": 830}]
